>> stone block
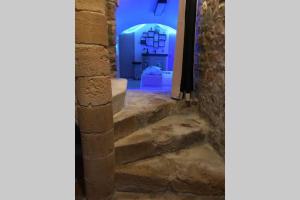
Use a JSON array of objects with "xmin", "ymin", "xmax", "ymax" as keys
[
  {"xmin": 108, "ymin": 0, "xmax": 118, "ymax": 6},
  {"xmin": 81, "ymin": 129, "xmax": 114, "ymax": 158},
  {"xmin": 111, "ymin": 78, "xmax": 127, "ymax": 114},
  {"xmin": 76, "ymin": 76, "xmax": 112, "ymax": 106},
  {"xmin": 107, "ymin": 22, "xmax": 116, "ymax": 46},
  {"xmin": 76, "ymin": 11, "xmax": 108, "ymax": 45},
  {"xmin": 115, "ymin": 155, "xmax": 171, "ymax": 193},
  {"xmin": 76, "ymin": 44, "xmax": 110, "ymax": 77},
  {"xmin": 108, "ymin": 46, "xmax": 116, "ymax": 64},
  {"xmin": 78, "ymin": 104, "xmax": 113, "ymax": 133},
  {"xmin": 115, "ymin": 144, "xmax": 224, "ymax": 195},
  {"xmin": 113, "ymin": 91, "xmax": 178, "ymax": 140},
  {"xmin": 115, "ymin": 114, "xmax": 210, "ymax": 165},
  {"xmin": 75, "ymin": 0, "xmax": 106, "ymax": 14},
  {"xmin": 208, "ymin": 128, "xmax": 225, "ymax": 159},
  {"xmin": 106, "ymin": 2, "xmax": 116, "ymax": 20},
  {"xmin": 110, "ymin": 62, "xmax": 116, "ymax": 74},
  {"xmin": 198, "ymin": 91, "xmax": 224, "ymax": 127},
  {"xmin": 114, "ymin": 115, "xmax": 138, "ymax": 141},
  {"xmin": 84, "ymin": 152, "xmax": 115, "ymax": 200}
]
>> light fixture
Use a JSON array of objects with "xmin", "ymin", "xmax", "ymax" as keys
[{"xmin": 154, "ymin": 0, "xmax": 167, "ymax": 16}]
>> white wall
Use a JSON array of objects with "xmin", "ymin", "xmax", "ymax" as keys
[
  {"xmin": 167, "ymin": 33, "xmax": 176, "ymax": 70},
  {"xmin": 118, "ymin": 32, "xmax": 135, "ymax": 78}
]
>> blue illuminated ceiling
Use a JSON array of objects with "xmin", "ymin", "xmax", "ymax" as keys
[
  {"xmin": 116, "ymin": 0, "xmax": 179, "ymax": 35},
  {"xmin": 121, "ymin": 24, "xmax": 146, "ymax": 34},
  {"xmin": 121, "ymin": 23, "xmax": 176, "ymax": 35},
  {"xmin": 154, "ymin": 0, "xmax": 168, "ymax": 16}
]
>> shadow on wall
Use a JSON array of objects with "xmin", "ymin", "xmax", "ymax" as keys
[{"xmin": 75, "ymin": 124, "xmax": 85, "ymax": 197}]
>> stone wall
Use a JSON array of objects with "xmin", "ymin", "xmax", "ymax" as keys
[
  {"xmin": 106, "ymin": 0, "xmax": 118, "ymax": 77},
  {"xmin": 75, "ymin": 0, "xmax": 115, "ymax": 199},
  {"xmin": 197, "ymin": 0, "xmax": 225, "ymax": 158}
]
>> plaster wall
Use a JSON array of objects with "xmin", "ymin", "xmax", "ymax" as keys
[{"xmin": 118, "ymin": 32, "xmax": 135, "ymax": 78}]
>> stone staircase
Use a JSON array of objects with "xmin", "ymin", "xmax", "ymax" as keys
[
  {"xmin": 113, "ymin": 91, "xmax": 182, "ymax": 141},
  {"xmin": 113, "ymin": 91, "xmax": 225, "ymax": 200}
]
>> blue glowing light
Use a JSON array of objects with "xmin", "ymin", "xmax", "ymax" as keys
[
  {"xmin": 121, "ymin": 24, "xmax": 146, "ymax": 34},
  {"xmin": 157, "ymin": 24, "xmax": 177, "ymax": 35},
  {"xmin": 121, "ymin": 23, "xmax": 176, "ymax": 35}
]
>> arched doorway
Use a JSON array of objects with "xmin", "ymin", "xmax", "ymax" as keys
[{"xmin": 116, "ymin": 23, "xmax": 177, "ymax": 92}]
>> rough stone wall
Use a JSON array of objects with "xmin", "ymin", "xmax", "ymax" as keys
[
  {"xmin": 75, "ymin": 0, "xmax": 115, "ymax": 199},
  {"xmin": 197, "ymin": 0, "xmax": 225, "ymax": 158},
  {"xmin": 106, "ymin": 0, "xmax": 118, "ymax": 77}
]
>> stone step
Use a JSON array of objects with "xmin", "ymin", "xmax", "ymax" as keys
[
  {"xmin": 113, "ymin": 91, "xmax": 185, "ymax": 141},
  {"xmin": 115, "ymin": 113, "xmax": 211, "ymax": 165},
  {"xmin": 116, "ymin": 144, "xmax": 225, "ymax": 196},
  {"xmin": 114, "ymin": 192, "xmax": 225, "ymax": 200},
  {"xmin": 111, "ymin": 78, "xmax": 127, "ymax": 115}
]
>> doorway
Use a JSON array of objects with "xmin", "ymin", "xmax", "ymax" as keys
[{"xmin": 115, "ymin": 0, "xmax": 180, "ymax": 93}]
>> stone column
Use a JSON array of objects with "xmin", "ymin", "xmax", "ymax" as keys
[{"xmin": 75, "ymin": 0, "xmax": 115, "ymax": 199}]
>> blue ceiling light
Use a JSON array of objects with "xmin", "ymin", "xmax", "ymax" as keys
[
  {"xmin": 154, "ymin": 0, "xmax": 167, "ymax": 16},
  {"xmin": 121, "ymin": 23, "xmax": 176, "ymax": 35},
  {"xmin": 122, "ymin": 24, "xmax": 146, "ymax": 34},
  {"xmin": 157, "ymin": 24, "xmax": 176, "ymax": 35}
]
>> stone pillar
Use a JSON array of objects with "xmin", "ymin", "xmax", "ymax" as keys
[{"xmin": 75, "ymin": 0, "xmax": 115, "ymax": 199}]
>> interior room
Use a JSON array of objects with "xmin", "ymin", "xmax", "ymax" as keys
[{"xmin": 116, "ymin": 0, "xmax": 179, "ymax": 92}]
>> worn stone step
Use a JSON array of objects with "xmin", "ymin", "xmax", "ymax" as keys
[
  {"xmin": 115, "ymin": 113, "xmax": 211, "ymax": 165},
  {"xmin": 111, "ymin": 78, "xmax": 127, "ymax": 115},
  {"xmin": 116, "ymin": 144, "xmax": 225, "ymax": 196},
  {"xmin": 114, "ymin": 192, "xmax": 225, "ymax": 200},
  {"xmin": 113, "ymin": 91, "xmax": 184, "ymax": 141}
]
